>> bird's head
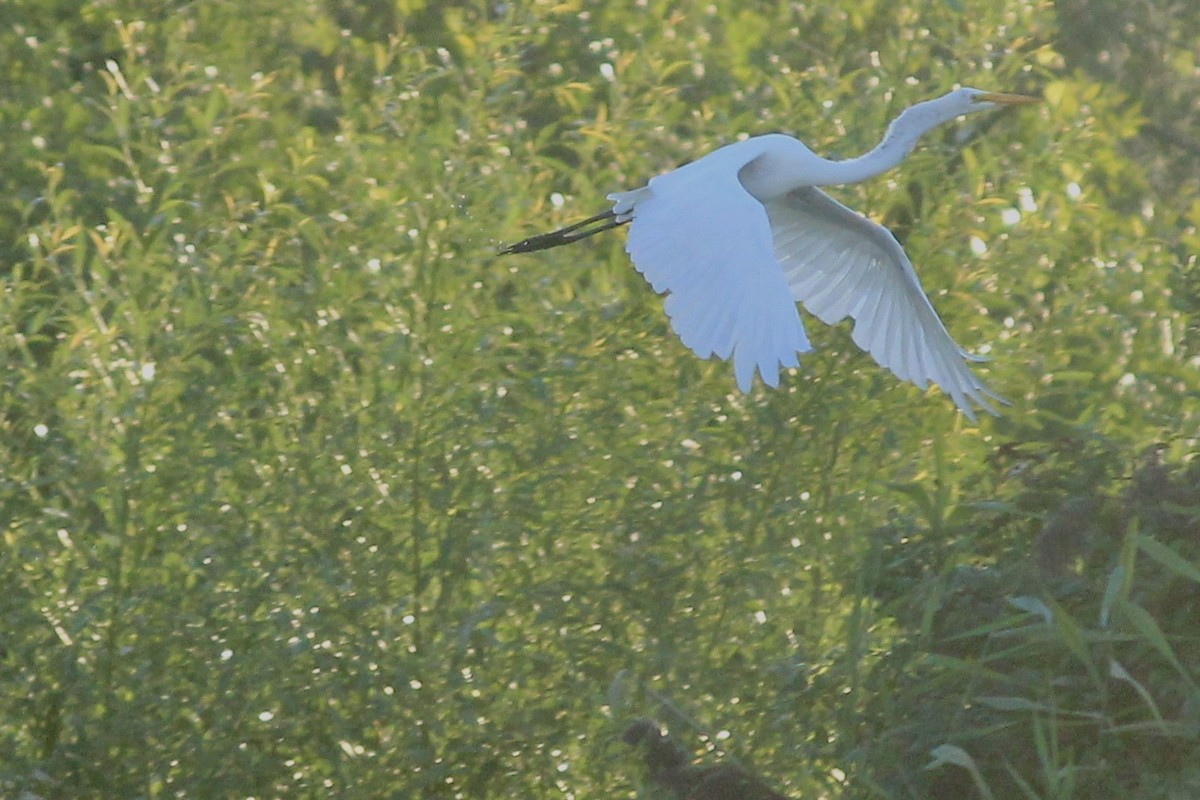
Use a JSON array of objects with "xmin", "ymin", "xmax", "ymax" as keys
[
  {"xmin": 622, "ymin": 718, "xmax": 692, "ymax": 773},
  {"xmin": 622, "ymin": 718, "xmax": 663, "ymax": 747},
  {"xmin": 891, "ymin": 87, "xmax": 1038, "ymax": 137}
]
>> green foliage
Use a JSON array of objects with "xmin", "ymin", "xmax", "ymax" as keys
[
  {"xmin": 863, "ymin": 451, "xmax": 1200, "ymax": 799},
  {"xmin": 1, "ymin": 0, "xmax": 1197, "ymax": 798}
]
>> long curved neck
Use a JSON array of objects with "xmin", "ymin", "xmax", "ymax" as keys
[{"xmin": 814, "ymin": 102, "xmax": 948, "ymax": 185}]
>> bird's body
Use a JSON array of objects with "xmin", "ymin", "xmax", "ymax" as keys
[
  {"xmin": 621, "ymin": 719, "xmax": 790, "ymax": 800},
  {"xmin": 501, "ymin": 88, "xmax": 1037, "ymax": 419}
]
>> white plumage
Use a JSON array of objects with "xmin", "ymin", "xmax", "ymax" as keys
[{"xmin": 502, "ymin": 87, "xmax": 1037, "ymax": 419}]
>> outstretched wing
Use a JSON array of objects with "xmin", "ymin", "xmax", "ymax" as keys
[
  {"xmin": 610, "ymin": 144, "xmax": 812, "ymax": 392},
  {"xmin": 765, "ymin": 186, "xmax": 1000, "ymax": 419}
]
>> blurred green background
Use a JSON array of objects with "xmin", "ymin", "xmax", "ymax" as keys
[{"xmin": 2, "ymin": 0, "xmax": 1199, "ymax": 797}]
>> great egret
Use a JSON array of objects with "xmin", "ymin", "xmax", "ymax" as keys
[{"xmin": 501, "ymin": 88, "xmax": 1037, "ymax": 419}]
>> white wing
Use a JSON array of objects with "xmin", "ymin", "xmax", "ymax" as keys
[
  {"xmin": 610, "ymin": 146, "xmax": 812, "ymax": 392},
  {"xmin": 765, "ymin": 185, "xmax": 1000, "ymax": 419}
]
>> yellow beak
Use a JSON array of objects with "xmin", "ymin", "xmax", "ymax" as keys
[{"xmin": 976, "ymin": 91, "xmax": 1040, "ymax": 106}]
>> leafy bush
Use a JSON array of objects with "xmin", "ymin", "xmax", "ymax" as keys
[
  {"xmin": 1, "ymin": 1, "xmax": 1196, "ymax": 798},
  {"xmin": 862, "ymin": 442, "xmax": 1200, "ymax": 798}
]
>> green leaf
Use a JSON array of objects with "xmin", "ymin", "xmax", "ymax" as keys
[
  {"xmin": 1008, "ymin": 595, "xmax": 1053, "ymax": 625},
  {"xmin": 1046, "ymin": 596, "xmax": 1104, "ymax": 691},
  {"xmin": 1138, "ymin": 535, "xmax": 1200, "ymax": 586},
  {"xmin": 1119, "ymin": 600, "xmax": 1198, "ymax": 691},
  {"xmin": 1108, "ymin": 659, "xmax": 1166, "ymax": 728},
  {"xmin": 927, "ymin": 745, "xmax": 996, "ymax": 800},
  {"xmin": 975, "ymin": 695, "xmax": 1048, "ymax": 713},
  {"xmin": 1099, "ymin": 565, "xmax": 1125, "ymax": 628}
]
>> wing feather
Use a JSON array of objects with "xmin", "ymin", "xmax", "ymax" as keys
[
  {"xmin": 604, "ymin": 142, "xmax": 999, "ymax": 417},
  {"xmin": 765, "ymin": 186, "xmax": 999, "ymax": 419},
  {"xmin": 610, "ymin": 145, "xmax": 812, "ymax": 391}
]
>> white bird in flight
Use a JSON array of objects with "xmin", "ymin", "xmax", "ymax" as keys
[{"xmin": 501, "ymin": 87, "xmax": 1038, "ymax": 419}]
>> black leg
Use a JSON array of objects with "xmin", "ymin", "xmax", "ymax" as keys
[{"xmin": 499, "ymin": 210, "xmax": 629, "ymax": 254}]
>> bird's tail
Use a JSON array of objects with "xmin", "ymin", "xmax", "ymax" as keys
[{"xmin": 607, "ymin": 187, "xmax": 649, "ymax": 219}]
